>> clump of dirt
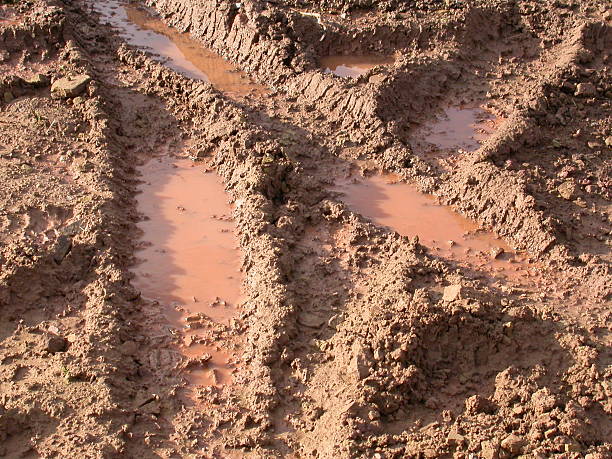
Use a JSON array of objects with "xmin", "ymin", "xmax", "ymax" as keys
[{"xmin": 0, "ymin": 0, "xmax": 609, "ymax": 457}]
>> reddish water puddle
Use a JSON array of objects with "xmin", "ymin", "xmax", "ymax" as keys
[
  {"xmin": 183, "ymin": 344, "xmax": 235, "ymax": 386},
  {"xmin": 93, "ymin": 0, "xmax": 265, "ymax": 97},
  {"xmin": 424, "ymin": 107, "xmax": 498, "ymax": 151},
  {"xmin": 411, "ymin": 106, "xmax": 503, "ymax": 170},
  {"xmin": 336, "ymin": 173, "xmax": 539, "ymax": 285},
  {"xmin": 133, "ymin": 156, "xmax": 241, "ymax": 386},
  {"xmin": 321, "ymin": 55, "xmax": 394, "ymax": 78}
]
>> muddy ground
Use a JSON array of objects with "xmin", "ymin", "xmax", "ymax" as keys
[{"xmin": 0, "ymin": 0, "xmax": 610, "ymax": 457}]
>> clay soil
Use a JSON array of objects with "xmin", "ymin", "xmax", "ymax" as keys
[{"xmin": 0, "ymin": 0, "xmax": 610, "ymax": 457}]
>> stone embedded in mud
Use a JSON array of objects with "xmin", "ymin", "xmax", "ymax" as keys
[
  {"xmin": 446, "ymin": 427, "xmax": 465, "ymax": 446},
  {"xmin": 298, "ymin": 311, "xmax": 327, "ymax": 328},
  {"xmin": 443, "ymin": 284, "xmax": 463, "ymax": 302},
  {"xmin": 45, "ymin": 335, "xmax": 67, "ymax": 353},
  {"xmin": 574, "ymin": 82, "xmax": 596, "ymax": 97},
  {"xmin": 350, "ymin": 344, "xmax": 370, "ymax": 380},
  {"xmin": 23, "ymin": 74, "xmax": 50, "ymax": 87},
  {"xmin": 480, "ymin": 440, "xmax": 500, "ymax": 459},
  {"xmin": 53, "ymin": 235, "xmax": 72, "ymax": 264},
  {"xmin": 500, "ymin": 434, "xmax": 525, "ymax": 454},
  {"xmin": 51, "ymin": 74, "xmax": 92, "ymax": 99},
  {"xmin": 557, "ymin": 180, "xmax": 577, "ymax": 200}
]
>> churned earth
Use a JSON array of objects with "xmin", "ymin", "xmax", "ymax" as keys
[{"xmin": 0, "ymin": 0, "xmax": 610, "ymax": 457}]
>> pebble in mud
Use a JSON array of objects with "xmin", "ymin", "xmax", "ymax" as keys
[
  {"xmin": 443, "ymin": 284, "xmax": 463, "ymax": 301},
  {"xmin": 500, "ymin": 434, "xmax": 526, "ymax": 454},
  {"xmin": 45, "ymin": 335, "xmax": 67, "ymax": 353},
  {"xmin": 51, "ymin": 74, "xmax": 92, "ymax": 98}
]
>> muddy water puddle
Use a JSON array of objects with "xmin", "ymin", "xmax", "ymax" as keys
[
  {"xmin": 321, "ymin": 55, "xmax": 394, "ymax": 77},
  {"xmin": 336, "ymin": 174, "xmax": 538, "ymax": 285},
  {"xmin": 93, "ymin": 0, "xmax": 264, "ymax": 97},
  {"xmin": 413, "ymin": 106, "xmax": 502, "ymax": 167},
  {"xmin": 133, "ymin": 156, "xmax": 241, "ymax": 386}
]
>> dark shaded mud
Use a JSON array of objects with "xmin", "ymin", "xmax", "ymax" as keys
[{"xmin": 0, "ymin": 0, "xmax": 610, "ymax": 458}]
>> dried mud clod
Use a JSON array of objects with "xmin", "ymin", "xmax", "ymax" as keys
[{"xmin": 0, "ymin": 0, "xmax": 610, "ymax": 457}]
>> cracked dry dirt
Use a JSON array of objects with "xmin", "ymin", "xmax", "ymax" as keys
[{"xmin": 0, "ymin": 0, "xmax": 610, "ymax": 458}]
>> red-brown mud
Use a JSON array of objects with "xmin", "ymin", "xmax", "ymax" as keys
[{"xmin": 0, "ymin": 0, "xmax": 610, "ymax": 457}]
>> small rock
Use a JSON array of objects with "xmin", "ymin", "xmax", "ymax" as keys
[
  {"xmin": 45, "ymin": 335, "xmax": 67, "ymax": 353},
  {"xmin": 298, "ymin": 311, "xmax": 327, "ymax": 328},
  {"xmin": 443, "ymin": 284, "xmax": 462, "ymax": 302},
  {"xmin": 605, "ymin": 136, "xmax": 612, "ymax": 147},
  {"xmin": 185, "ymin": 314, "xmax": 202, "ymax": 322},
  {"xmin": 574, "ymin": 198, "xmax": 587, "ymax": 208},
  {"xmin": 23, "ymin": 73, "xmax": 50, "ymax": 87},
  {"xmin": 350, "ymin": 344, "xmax": 370, "ymax": 380},
  {"xmin": 574, "ymin": 82, "xmax": 596, "ymax": 97},
  {"xmin": 447, "ymin": 427, "xmax": 465, "ymax": 446},
  {"xmin": 587, "ymin": 141, "xmax": 602, "ymax": 149},
  {"xmin": 480, "ymin": 440, "xmax": 500, "ymax": 459},
  {"xmin": 3, "ymin": 91, "xmax": 13, "ymax": 103},
  {"xmin": 544, "ymin": 428, "xmax": 557, "ymax": 439},
  {"xmin": 53, "ymin": 235, "xmax": 72, "ymax": 264},
  {"xmin": 500, "ymin": 434, "xmax": 525, "ymax": 454},
  {"xmin": 425, "ymin": 397, "xmax": 439, "ymax": 409},
  {"xmin": 490, "ymin": 247, "xmax": 504, "ymax": 259},
  {"xmin": 564, "ymin": 442, "xmax": 581, "ymax": 453},
  {"xmin": 557, "ymin": 180, "xmax": 577, "ymax": 200},
  {"xmin": 210, "ymin": 368, "xmax": 220, "ymax": 385},
  {"xmin": 51, "ymin": 74, "xmax": 92, "ymax": 99}
]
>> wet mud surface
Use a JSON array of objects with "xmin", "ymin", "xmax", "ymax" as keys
[{"xmin": 0, "ymin": 0, "xmax": 610, "ymax": 457}]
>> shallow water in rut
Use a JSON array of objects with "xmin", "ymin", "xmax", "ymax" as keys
[
  {"xmin": 133, "ymin": 157, "xmax": 241, "ymax": 386},
  {"xmin": 321, "ymin": 55, "xmax": 394, "ymax": 77},
  {"xmin": 337, "ymin": 174, "xmax": 537, "ymax": 283},
  {"xmin": 93, "ymin": 0, "xmax": 264, "ymax": 96},
  {"xmin": 423, "ymin": 107, "xmax": 499, "ymax": 152},
  {"xmin": 338, "ymin": 107, "xmax": 535, "ymax": 284},
  {"xmin": 93, "ymin": 0, "xmax": 259, "ymax": 387},
  {"xmin": 100, "ymin": 0, "xmax": 532, "ymax": 387}
]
